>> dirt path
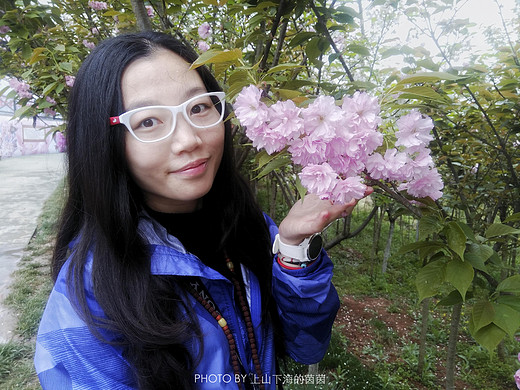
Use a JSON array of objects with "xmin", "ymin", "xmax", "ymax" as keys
[{"xmin": 0, "ymin": 153, "xmax": 64, "ymax": 343}]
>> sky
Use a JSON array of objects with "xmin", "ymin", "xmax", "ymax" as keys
[{"xmin": 391, "ymin": 0, "xmax": 518, "ymax": 66}]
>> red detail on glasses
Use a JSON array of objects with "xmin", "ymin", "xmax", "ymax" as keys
[{"xmin": 110, "ymin": 117, "xmax": 120, "ymax": 125}]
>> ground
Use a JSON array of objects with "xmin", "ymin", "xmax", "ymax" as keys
[{"xmin": 335, "ymin": 294, "xmax": 477, "ymax": 389}]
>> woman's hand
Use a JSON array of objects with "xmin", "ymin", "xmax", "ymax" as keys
[{"xmin": 278, "ymin": 187, "xmax": 373, "ymax": 245}]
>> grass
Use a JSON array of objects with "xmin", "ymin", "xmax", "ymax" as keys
[{"xmin": 0, "ymin": 181, "xmax": 64, "ymax": 390}]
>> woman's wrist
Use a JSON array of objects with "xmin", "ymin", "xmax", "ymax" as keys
[{"xmin": 277, "ymin": 254, "xmax": 315, "ymax": 269}]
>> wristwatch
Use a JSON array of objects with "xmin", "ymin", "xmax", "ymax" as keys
[{"xmin": 272, "ymin": 233, "xmax": 323, "ymax": 262}]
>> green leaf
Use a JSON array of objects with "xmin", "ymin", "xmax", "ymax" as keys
[
  {"xmin": 504, "ymin": 212, "xmax": 520, "ymax": 223},
  {"xmin": 436, "ymin": 290, "xmax": 463, "ymax": 306},
  {"xmin": 471, "ymin": 300, "xmax": 495, "ymax": 332},
  {"xmin": 492, "ymin": 303, "xmax": 520, "ymax": 337},
  {"xmin": 28, "ymin": 47, "xmax": 46, "ymax": 65},
  {"xmin": 415, "ymin": 260, "xmax": 446, "ymax": 302},
  {"xmin": 470, "ymin": 323, "xmax": 506, "ymax": 353},
  {"xmin": 42, "ymin": 81, "xmax": 58, "ymax": 96},
  {"xmin": 485, "ymin": 223, "xmax": 520, "ymax": 238},
  {"xmin": 13, "ymin": 104, "xmax": 33, "ymax": 118},
  {"xmin": 418, "ymin": 215, "xmax": 443, "ymax": 240},
  {"xmin": 288, "ymin": 32, "xmax": 316, "ymax": 48},
  {"xmin": 266, "ymin": 63, "xmax": 304, "ymax": 75},
  {"xmin": 347, "ymin": 43, "xmax": 370, "ymax": 56},
  {"xmin": 397, "ymin": 240, "xmax": 447, "ymax": 257},
  {"xmin": 255, "ymin": 149, "xmax": 278, "ymax": 169},
  {"xmin": 295, "ymin": 176, "xmax": 307, "ymax": 201},
  {"xmin": 445, "ymin": 258, "xmax": 474, "ymax": 300},
  {"xmin": 464, "ymin": 243, "xmax": 493, "ymax": 273},
  {"xmin": 332, "ymin": 12, "xmax": 354, "ymax": 24},
  {"xmin": 398, "ymin": 86, "xmax": 446, "ymax": 103},
  {"xmin": 59, "ymin": 62, "xmax": 73, "ymax": 73},
  {"xmin": 456, "ymin": 221, "xmax": 477, "ymax": 242},
  {"xmin": 272, "ymin": 88, "xmax": 302, "ymax": 100},
  {"xmin": 445, "ymin": 221, "xmax": 467, "ymax": 260},
  {"xmin": 254, "ymin": 155, "xmax": 291, "ymax": 179},
  {"xmin": 190, "ymin": 48, "xmax": 242, "ymax": 69},
  {"xmin": 397, "ymin": 71, "xmax": 461, "ymax": 85},
  {"xmin": 496, "ymin": 295, "xmax": 520, "ymax": 312},
  {"xmin": 496, "ymin": 275, "xmax": 520, "ymax": 294}
]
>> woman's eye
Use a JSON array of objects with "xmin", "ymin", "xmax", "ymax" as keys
[
  {"xmin": 190, "ymin": 103, "xmax": 210, "ymax": 115},
  {"xmin": 137, "ymin": 117, "xmax": 160, "ymax": 129}
]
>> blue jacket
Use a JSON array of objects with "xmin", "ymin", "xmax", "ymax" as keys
[{"xmin": 35, "ymin": 214, "xmax": 340, "ymax": 389}]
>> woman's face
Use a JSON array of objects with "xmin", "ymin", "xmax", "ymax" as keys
[{"xmin": 121, "ymin": 49, "xmax": 225, "ymax": 213}]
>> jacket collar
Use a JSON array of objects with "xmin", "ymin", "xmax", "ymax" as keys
[{"xmin": 138, "ymin": 211, "xmax": 228, "ymax": 282}]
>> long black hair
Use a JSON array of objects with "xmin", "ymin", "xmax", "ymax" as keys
[{"xmin": 53, "ymin": 31, "xmax": 279, "ymax": 389}]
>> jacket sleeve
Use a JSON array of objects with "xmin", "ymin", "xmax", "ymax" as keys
[
  {"xmin": 34, "ymin": 259, "xmax": 136, "ymax": 390},
  {"xmin": 265, "ymin": 214, "xmax": 340, "ymax": 364}
]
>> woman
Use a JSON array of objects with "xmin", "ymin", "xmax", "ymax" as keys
[{"xmin": 35, "ymin": 31, "xmax": 365, "ymax": 389}]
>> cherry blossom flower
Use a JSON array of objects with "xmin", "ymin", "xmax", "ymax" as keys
[
  {"xmin": 65, "ymin": 75, "xmax": 75, "ymax": 87},
  {"xmin": 83, "ymin": 40, "xmax": 95, "ymax": 49},
  {"xmin": 234, "ymin": 85, "xmax": 269, "ymax": 130},
  {"xmin": 0, "ymin": 25, "xmax": 10, "ymax": 34},
  {"xmin": 398, "ymin": 167, "xmax": 443, "ymax": 200},
  {"xmin": 88, "ymin": 1, "xmax": 107, "ymax": 10},
  {"xmin": 268, "ymin": 100, "xmax": 304, "ymax": 141},
  {"xmin": 342, "ymin": 91, "xmax": 381, "ymax": 131},
  {"xmin": 514, "ymin": 353, "xmax": 520, "ymax": 389},
  {"xmin": 145, "ymin": 5, "xmax": 154, "ymax": 17},
  {"xmin": 55, "ymin": 132, "xmax": 66, "ymax": 152},
  {"xmin": 197, "ymin": 40, "xmax": 210, "ymax": 52},
  {"xmin": 301, "ymin": 95, "xmax": 342, "ymax": 140},
  {"xmin": 299, "ymin": 163, "xmax": 338, "ymax": 197},
  {"xmin": 9, "ymin": 78, "xmax": 32, "ymax": 99},
  {"xmin": 330, "ymin": 176, "xmax": 367, "ymax": 204},
  {"xmin": 44, "ymin": 107, "xmax": 56, "ymax": 117},
  {"xmin": 198, "ymin": 22, "xmax": 212, "ymax": 39},
  {"xmin": 395, "ymin": 109, "xmax": 434, "ymax": 151},
  {"xmin": 288, "ymin": 134, "xmax": 328, "ymax": 166}
]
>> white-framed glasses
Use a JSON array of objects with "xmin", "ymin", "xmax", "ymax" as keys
[{"xmin": 110, "ymin": 92, "xmax": 226, "ymax": 143}]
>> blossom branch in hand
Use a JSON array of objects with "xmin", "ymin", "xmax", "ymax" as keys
[{"xmin": 233, "ymin": 85, "xmax": 444, "ymax": 208}]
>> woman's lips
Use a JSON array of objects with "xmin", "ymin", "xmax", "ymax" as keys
[{"xmin": 171, "ymin": 159, "xmax": 208, "ymax": 176}]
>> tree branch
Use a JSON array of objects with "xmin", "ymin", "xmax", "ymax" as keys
[
  {"xmin": 259, "ymin": 0, "xmax": 286, "ymax": 70},
  {"xmin": 324, "ymin": 205, "xmax": 378, "ymax": 250},
  {"xmin": 309, "ymin": 0, "xmax": 355, "ymax": 82},
  {"xmin": 130, "ymin": 0, "xmax": 152, "ymax": 31}
]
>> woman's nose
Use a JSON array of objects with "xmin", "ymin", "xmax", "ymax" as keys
[{"xmin": 169, "ymin": 115, "xmax": 203, "ymax": 154}]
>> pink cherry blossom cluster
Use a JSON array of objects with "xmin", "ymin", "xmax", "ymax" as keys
[
  {"xmin": 9, "ymin": 78, "xmax": 32, "ymax": 99},
  {"xmin": 88, "ymin": 1, "xmax": 107, "ymax": 10},
  {"xmin": 234, "ymin": 85, "xmax": 444, "ymax": 204},
  {"xmin": 197, "ymin": 22, "xmax": 212, "ymax": 53}
]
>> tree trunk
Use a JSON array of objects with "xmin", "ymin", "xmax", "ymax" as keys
[
  {"xmin": 130, "ymin": 0, "xmax": 152, "ymax": 31},
  {"xmin": 371, "ymin": 206, "xmax": 382, "ymax": 260},
  {"xmin": 308, "ymin": 363, "xmax": 319, "ymax": 376},
  {"xmin": 269, "ymin": 174, "xmax": 277, "ymax": 217},
  {"xmin": 417, "ymin": 297, "xmax": 430, "ymax": 376},
  {"xmin": 446, "ymin": 302, "xmax": 462, "ymax": 390},
  {"xmin": 382, "ymin": 217, "xmax": 395, "ymax": 274}
]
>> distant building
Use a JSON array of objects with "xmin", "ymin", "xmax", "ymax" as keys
[{"xmin": 0, "ymin": 97, "xmax": 64, "ymax": 159}]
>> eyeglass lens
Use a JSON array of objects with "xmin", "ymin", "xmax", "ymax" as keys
[{"xmin": 128, "ymin": 94, "xmax": 223, "ymax": 142}]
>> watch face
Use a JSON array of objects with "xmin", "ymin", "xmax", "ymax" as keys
[{"xmin": 308, "ymin": 234, "xmax": 323, "ymax": 260}]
